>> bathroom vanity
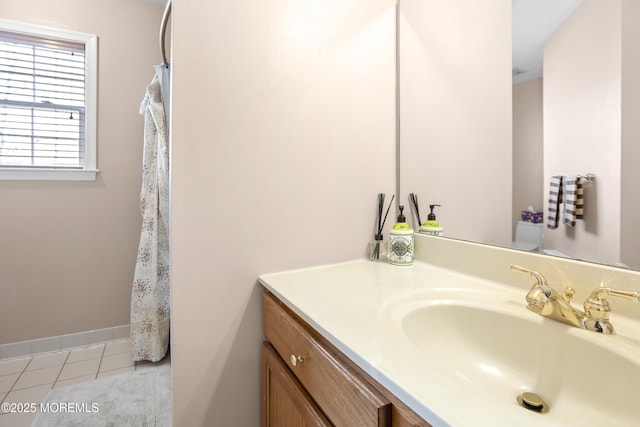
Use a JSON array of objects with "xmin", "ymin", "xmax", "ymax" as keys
[{"xmin": 259, "ymin": 234, "xmax": 640, "ymax": 426}]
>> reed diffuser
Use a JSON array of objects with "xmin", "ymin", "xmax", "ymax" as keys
[{"xmin": 369, "ymin": 193, "xmax": 394, "ymax": 261}]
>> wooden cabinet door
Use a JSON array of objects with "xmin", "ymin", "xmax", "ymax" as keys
[
  {"xmin": 264, "ymin": 292, "xmax": 391, "ymax": 426},
  {"xmin": 262, "ymin": 342, "xmax": 333, "ymax": 427}
]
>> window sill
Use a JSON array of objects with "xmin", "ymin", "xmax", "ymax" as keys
[{"xmin": 0, "ymin": 168, "xmax": 99, "ymax": 181}]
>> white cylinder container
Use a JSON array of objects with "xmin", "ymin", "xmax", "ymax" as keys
[{"xmin": 389, "ymin": 227, "xmax": 414, "ymax": 265}]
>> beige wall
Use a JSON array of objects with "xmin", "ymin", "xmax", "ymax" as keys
[
  {"xmin": 620, "ymin": 0, "xmax": 640, "ymax": 269},
  {"xmin": 512, "ymin": 78, "xmax": 544, "ymax": 237},
  {"xmin": 170, "ymin": 0, "xmax": 396, "ymax": 425},
  {"xmin": 398, "ymin": 0, "xmax": 512, "ymax": 247},
  {"xmin": 543, "ymin": 0, "xmax": 622, "ymax": 264},
  {"xmin": 0, "ymin": 0, "xmax": 164, "ymax": 344}
]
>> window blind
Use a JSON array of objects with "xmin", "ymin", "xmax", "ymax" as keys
[{"xmin": 0, "ymin": 30, "xmax": 87, "ymax": 169}]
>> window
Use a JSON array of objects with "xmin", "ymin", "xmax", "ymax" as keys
[{"xmin": 0, "ymin": 19, "xmax": 97, "ymax": 181}]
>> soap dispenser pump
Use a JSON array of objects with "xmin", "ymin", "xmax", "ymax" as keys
[
  {"xmin": 389, "ymin": 205, "xmax": 414, "ymax": 266},
  {"xmin": 420, "ymin": 204, "xmax": 444, "ymax": 236}
]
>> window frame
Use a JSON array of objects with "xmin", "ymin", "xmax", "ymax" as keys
[{"xmin": 0, "ymin": 19, "xmax": 98, "ymax": 181}]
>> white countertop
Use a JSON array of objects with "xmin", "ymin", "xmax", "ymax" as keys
[
  {"xmin": 259, "ymin": 256, "xmax": 640, "ymax": 427},
  {"xmin": 259, "ymin": 259, "xmax": 532, "ymax": 427}
]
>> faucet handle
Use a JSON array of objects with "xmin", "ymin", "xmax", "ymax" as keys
[
  {"xmin": 584, "ymin": 287, "xmax": 640, "ymax": 320},
  {"xmin": 510, "ymin": 264, "xmax": 548, "ymax": 287},
  {"xmin": 582, "ymin": 288, "xmax": 640, "ymax": 334},
  {"xmin": 589, "ymin": 287, "xmax": 640, "ymax": 304}
]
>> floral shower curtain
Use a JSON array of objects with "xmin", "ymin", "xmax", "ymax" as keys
[{"xmin": 130, "ymin": 65, "xmax": 170, "ymax": 362}]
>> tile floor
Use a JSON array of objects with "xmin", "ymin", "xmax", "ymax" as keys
[{"xmin": 0, "ymin": 338, "xmax": 167, "ymax": 427}]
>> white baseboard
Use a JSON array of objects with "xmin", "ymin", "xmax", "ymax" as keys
[{"xmin": 0, "ymin": 325, "xmax": 130, "ymax": 360}]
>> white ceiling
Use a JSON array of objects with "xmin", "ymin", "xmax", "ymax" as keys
[{"xmin": 512, "ymin": 0, "xmax": 583, "ymax": 84}]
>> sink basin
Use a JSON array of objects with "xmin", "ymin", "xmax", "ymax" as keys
[{"xmin": 381, "ymin": 287, "xmax": 640, "ymax": 426}]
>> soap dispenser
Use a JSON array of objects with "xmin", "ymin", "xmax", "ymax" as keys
[
  {"xmin": 419, "ymin": 204, "xmax": 444, "ymax": 236},
  {"xmin": 389, "ymin": 205, "xmax": 414, "ymax": 265}
]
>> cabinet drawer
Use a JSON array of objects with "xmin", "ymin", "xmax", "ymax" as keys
[
  {"xmin": 264, "ymin": 292, "xmax": 391, "ymax": 426},
  {"xmin": 262, "ymin": 342, "xmax": 332, "ymax": 427}
]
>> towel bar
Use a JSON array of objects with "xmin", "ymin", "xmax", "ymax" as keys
[{"xmin": 577, "ymin": 173, "xmax": 595, "ymax": 181}]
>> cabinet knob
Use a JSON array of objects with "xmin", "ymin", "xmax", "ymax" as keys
[{"xmin": 290, "ymin": 354, "xmax": 304, "ymax": 367}]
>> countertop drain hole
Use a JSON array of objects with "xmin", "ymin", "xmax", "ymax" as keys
[{"xmin": 516, "ymin": 392, "xmax": 549, "ymax": 414}]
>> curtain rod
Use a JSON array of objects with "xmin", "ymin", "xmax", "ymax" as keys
[{"xmin": 160, "ymin": 0, "xmax": 171, "ymax": 68}]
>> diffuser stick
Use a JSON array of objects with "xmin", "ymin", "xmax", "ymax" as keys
[
  {"xmin": 380, "ymin": 194, "xmax": 394, "ymax": 233},
  {"xmin": 377, "ymin": 193, "xmax": 384, "ymax": 234},
  {"xmin": 370, "ymin": 193, "xmax": 395, "ymax": 261},
  {"xmin": 409, "ymin": 193, "xmax": 422, "ymax": 226}
]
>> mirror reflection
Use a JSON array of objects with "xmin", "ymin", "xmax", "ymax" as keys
[{"xmin": 400, "ymin": 0, "xmax": 640, "ymax": 270}]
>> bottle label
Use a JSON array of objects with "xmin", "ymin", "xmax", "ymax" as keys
[{"xmin": 389, "ymin": 235, "xmax": 414, "ymax": 265}]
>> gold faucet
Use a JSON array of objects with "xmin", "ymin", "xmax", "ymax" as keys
[{"xmin": 510, "ymin": 264, "xmax": 640, "ymax": 334}]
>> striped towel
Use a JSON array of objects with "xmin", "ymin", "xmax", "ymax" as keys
[
  {"xmin": 547, "ymin": 176, "xmax": 563, "ymax": 229},
  {"xmin": 575, "ymin": 177, "xmax": 584, "ymax": 219},
  {"xmin": 563, "ymin": 176, "xmax": 582, "ymax": 227}
]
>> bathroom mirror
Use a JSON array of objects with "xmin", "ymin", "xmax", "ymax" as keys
[{"xmin": 399, "ymin": 0, "xmax": 640, "ymax": 270}]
